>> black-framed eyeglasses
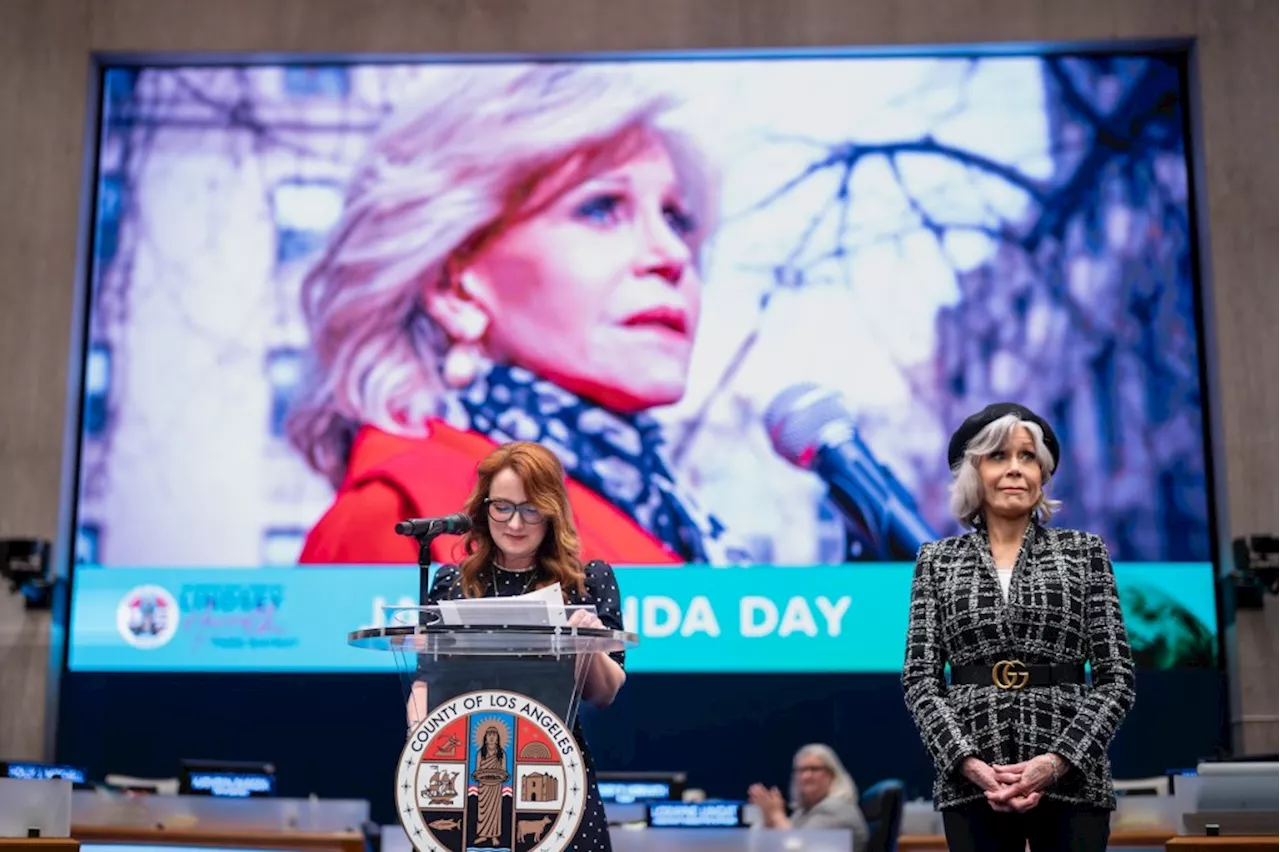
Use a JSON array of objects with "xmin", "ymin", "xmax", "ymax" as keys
[{"xmin": 484, "ymin": 498, "xmax": 546, "ymax": 525}]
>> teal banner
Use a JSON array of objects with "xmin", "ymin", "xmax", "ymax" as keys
[{"xmin": 68, "ymin": 563, "xmax": 1216, "ymax": 673}]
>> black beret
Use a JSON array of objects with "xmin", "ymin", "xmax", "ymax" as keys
[{"xmin": 947, "ymin": 402, "xmax": 1060, "ymax": 473}]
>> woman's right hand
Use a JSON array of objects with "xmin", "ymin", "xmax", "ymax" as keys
[
  {"xmin": 961, "ymin": 757, "xmax": 1041, "ymax": 813},
  {"xmin": 961, "ymin": 757, "xmax": 1001, "ymax": 793},
  {"xmin": 747, "ymin": 783, "xmax": 790, "ymax": 828}
]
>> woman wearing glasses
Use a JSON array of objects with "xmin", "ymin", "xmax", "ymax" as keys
[
  {"xmin": 423, "ymin": 440, "xmax": 626, "ymax": 851},
  {"xmin": 747, "ymin": 744, "xmax": 869, "ymax": 852}
]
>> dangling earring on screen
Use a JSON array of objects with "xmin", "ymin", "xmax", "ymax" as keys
[
  {"xmin": 443, "ymin": 338, "xmax": 485, "ymax": 388},
  {"xmin": 441, "ymin": 273, "xmax": 489, "ymax": 389}
]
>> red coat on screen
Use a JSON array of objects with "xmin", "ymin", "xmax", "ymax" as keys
[{"xmin": 298, "ymin": 421, "xmax": 681, "ymax": 566}]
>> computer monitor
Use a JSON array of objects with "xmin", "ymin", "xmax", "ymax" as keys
[
  {"xmin": 1, "ymin": 760, "xmax": 87, "ymax": 785},
  {"xmin": 596, "ymin": 771, "xmax": 685, "ymax": 804},
  {"xmin": 178, "ymin": 759, "xmax": 275, "ymax": 798}
]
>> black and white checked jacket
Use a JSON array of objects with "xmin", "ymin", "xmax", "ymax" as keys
[{"xmin": 902, "ymin": 524, "xmax": 1136, "ymax": 810}]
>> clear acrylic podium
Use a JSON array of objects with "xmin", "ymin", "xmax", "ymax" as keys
[{"xmin": 349, "ymin": 603, "xmax": 638, "ymax": 852}]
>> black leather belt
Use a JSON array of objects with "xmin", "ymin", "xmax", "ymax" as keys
[{"xmin": 951, "ymin": 661, "xmax": 1086, "ymax": 690}]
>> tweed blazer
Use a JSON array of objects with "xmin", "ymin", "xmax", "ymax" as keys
[{"xmin": 902, "ymin": 523, "xmax": 1135, "ymax": 810}]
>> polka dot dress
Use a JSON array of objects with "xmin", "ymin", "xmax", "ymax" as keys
[{"xmin": 426, "ymin": 559, "xmax": 624, "ymax": 852}]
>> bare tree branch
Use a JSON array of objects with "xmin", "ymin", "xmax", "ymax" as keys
[
  {"xmin": 669, "ymin": 57, "xmax": 1183, "ymax": 472},
  {"xmin": 737, "ymin": 135, "xmax": 1050, "ymax": 222}
]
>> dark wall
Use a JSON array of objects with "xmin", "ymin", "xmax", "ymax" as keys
[{"xmin": 58, "ymin": 668, "xmax": 1223, "ymax": 824}]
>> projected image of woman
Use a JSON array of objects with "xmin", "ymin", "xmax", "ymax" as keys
[{"xmin": 287, "ymin": 64, "xmax": 744, "ymax": 566}]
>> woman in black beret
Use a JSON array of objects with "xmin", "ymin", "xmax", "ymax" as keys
[{"xmin": 902, "ymin": 403, "xmax": 1135, "ymax": 852}]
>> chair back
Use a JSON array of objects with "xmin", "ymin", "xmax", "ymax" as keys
[{"xmin": 858, "ymin": 779, "xmax": 905, "ymax": 852}]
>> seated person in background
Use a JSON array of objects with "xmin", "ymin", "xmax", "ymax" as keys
[{"xmin": 748, "ymin": 743, "xmax": 870, "ymax": 852}]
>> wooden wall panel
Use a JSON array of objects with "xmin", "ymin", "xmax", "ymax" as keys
[
  {"xmin": 0, "ymin": 0, "xmax": 89, "ymax": 764},
  {"xmin": 0, "ymin": 0, "xmax": 1272, "ymax": 761}
]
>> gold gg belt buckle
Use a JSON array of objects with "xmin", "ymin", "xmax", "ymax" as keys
[{"xmin": 992, "ymin": 659, "xmax": 1030, "ymax": 690}]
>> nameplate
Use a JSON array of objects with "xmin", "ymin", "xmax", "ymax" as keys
[{"xmin": 646, "ymin": 801, "xmax": 745, "ymax": 828}]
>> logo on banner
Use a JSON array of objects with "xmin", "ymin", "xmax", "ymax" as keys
[
  {"xmin": 116, "ymin": 585, "xmax": 179, "ymax": 649},
  {"xmin": 396, "ymin": 690, "xmax": 587, "ymax": 852}
]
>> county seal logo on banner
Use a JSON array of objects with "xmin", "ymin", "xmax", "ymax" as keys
[
  {"xmin": 397, "ymin": 690, "xmax": 587, "ymax": 852},
  {"xmin": 116, "ymin": 584, "xmax": 179, "ymax": 650}
]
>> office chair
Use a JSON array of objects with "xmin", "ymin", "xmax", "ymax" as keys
[{"xmin": 859, "ymin": 779, "xmax": 905, "ymax": 852}]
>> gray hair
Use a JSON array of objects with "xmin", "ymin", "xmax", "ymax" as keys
[
  {"xmin": 790, "ymin": 743, "xmax": 857, "ymax": 808},
  {"xmin": 948, "ymin": 413, "xmax": 1061, "ymax": 528}
]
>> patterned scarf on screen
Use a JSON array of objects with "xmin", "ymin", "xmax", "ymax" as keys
[{"xmin": 446, "ymin": 363, "xmax": 746, "ymax": 564}]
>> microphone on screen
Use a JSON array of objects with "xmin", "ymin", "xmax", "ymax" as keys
[
  {"xmin": 764, "ymin": 383, "xmax": 937, "ymax": 561},
  {"xmin": 394, "ymin": 512, "xmax": 472, "ymax": 538}
]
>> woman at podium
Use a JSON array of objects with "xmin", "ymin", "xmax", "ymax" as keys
[
  {"xmin": 902, "ymin": 403, "xmax": 1135, "ymax": 852},
  {"xmin": 423, "ymin": 440, "xmax": 627, "ymax": 851}
]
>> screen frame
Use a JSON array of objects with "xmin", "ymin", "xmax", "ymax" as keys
[{"xmin": 50, "ymin": 39, "xmax": 1228, "ymax": 756}]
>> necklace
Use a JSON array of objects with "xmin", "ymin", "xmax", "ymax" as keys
[{"xmin": 491, "ymin": 562, "xmax": 540, "ymax": 597}]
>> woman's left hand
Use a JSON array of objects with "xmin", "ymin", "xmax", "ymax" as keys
[
  {"xmin": 567, "ymin": 609, "xmax": 605, "ymax": 630},
  {"xmin": 985, "ymin": 753, "xmax": 1064, "ymax": 811},
  {"xmin": 568, "ymin": 607, "xmax": 625, "ymax": 707}
]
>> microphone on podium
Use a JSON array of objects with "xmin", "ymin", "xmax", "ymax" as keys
[
  {"xmin": 395, "ymin": 513, "xmax": 472, "ymax": 538},
  {"xmin": 764, "ymin": 383, "xmax": 937, "ymax": 562},
  {"xmin": 398, "ymin": 513, "xmax": 471, "ymax": 607}
]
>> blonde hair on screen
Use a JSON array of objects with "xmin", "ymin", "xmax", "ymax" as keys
[{"xmin": 285, "ymin": 65, "xmax": 718, "ymax": 488}]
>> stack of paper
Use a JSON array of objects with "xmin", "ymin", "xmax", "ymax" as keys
[{"xmin": 436, "ymin": 584, "xmax": 568, "ymax": 627}]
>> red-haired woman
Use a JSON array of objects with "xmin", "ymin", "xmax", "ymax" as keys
[{"xmin": 423, "ymin": 440, "xmax": 626, "ymax": 851}]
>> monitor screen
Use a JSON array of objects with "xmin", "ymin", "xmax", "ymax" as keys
[
  {"xmin": 66, "ymin": 51, "xmax": 1216, "ymax": 674},
  {"xmin": 597, "ymin": 771, "xmax": 685, "ymax": 804},
  {"xmin": 2, "ymin": 761, "xmax": 87, "ymax": 784},
  {"xmin": 178, "ymin": 759, "xmax": 276, "ymax": 798},
  {"xmin": 597, "ymin": 782, "xmax": 673, "ymax": 804}
]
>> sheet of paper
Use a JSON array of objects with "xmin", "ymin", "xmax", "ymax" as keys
[{"xmin": 436, "ymin": 583, "xmax": 568, "ymax": 627}]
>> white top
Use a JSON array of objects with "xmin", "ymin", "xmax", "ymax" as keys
[
  {"xmin": 791, "ymin": 794, "xmax": 870, "ymax": 852},
  {"xmin": 996, "ymin": 565, "xmax": 1014, "ymax": 600}
]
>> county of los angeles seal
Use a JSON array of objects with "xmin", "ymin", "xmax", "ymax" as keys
[{"xmin": 396, "ymin": 690, "xmax": 588, "ymax": 852}]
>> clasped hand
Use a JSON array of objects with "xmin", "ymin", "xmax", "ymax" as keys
[{"xmin": 962, "ymin": 754, "xmax": 1059, "ymax": 813}]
